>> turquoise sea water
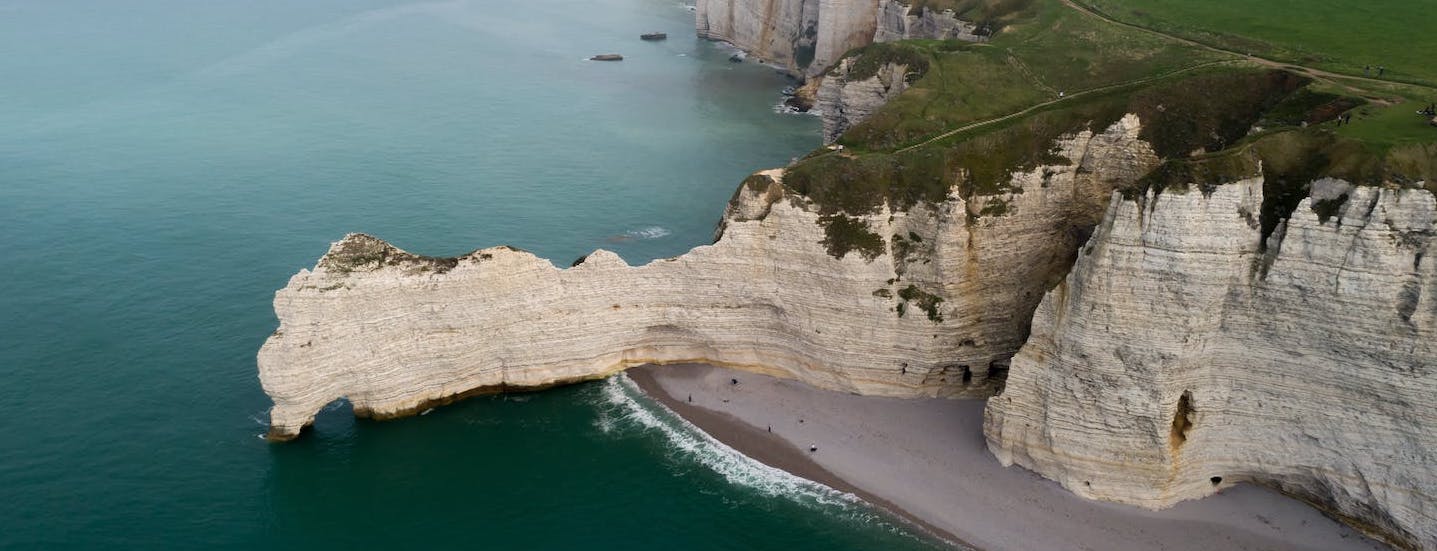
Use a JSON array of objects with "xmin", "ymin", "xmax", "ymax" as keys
[{"xmin": 0, "ymin": 0, "xmax": 947, "ymax": 549}]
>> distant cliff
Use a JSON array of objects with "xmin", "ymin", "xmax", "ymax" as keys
[
  {"xmin": 695, "ymin": 0, "xmax": 984, "ymax": 76},
  {"xmin": 986, "ymin": 180, "xmax": 1436, "ymax": 550}
]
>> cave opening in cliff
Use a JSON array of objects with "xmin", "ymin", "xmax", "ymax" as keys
[
  {"xmin": 1210, "ymin": 476, "xmax": 1223, "ymax": 486},
  {"xmin": 308, "ymin": 397, "xmax": 357, "ymax": 434},
  {"xmin": 1170, "ymin": 391, "xmax": 1195, "ymax": 448},
  {"xmin": 961, "ymin": 365, "xmax": 973, "ymax": 384}
]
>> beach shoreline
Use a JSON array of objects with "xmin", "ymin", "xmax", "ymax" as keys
[
  {"xmin": 626, "ymin": 366, "xmax": 971, "ymax": 549},
  {"xmin": 627, "ymin": 363, "xmax": 1387, "ymax": 551}
]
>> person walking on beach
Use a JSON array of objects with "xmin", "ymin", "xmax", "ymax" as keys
[{"xmin": 687, "ymin": 394, "xmax": 692, "ymax": 403}]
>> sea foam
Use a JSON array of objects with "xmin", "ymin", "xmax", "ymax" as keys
[
  {"xmin": 623, "ymin": 226, "xmax": 672, "ymax": 239},
  {"xmin": 592, "ymin": 375, "xmax": 865, "ymax": 510}
]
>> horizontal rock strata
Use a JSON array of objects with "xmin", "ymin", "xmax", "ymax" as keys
[
  {"xmin": 816, "ymin": 57, "xmax": 915, "ymax": 143},
  {"xmin": 873, "ymin": 0, "xmax": 985, "ymax": 42},
  {"xmin": 696, "ymin": 0, "xmax": 979, "ymax": 75},
  {"xmin": 984, "ymin": 180, "xmax": 1437, "ymax": 550},
  {"xmin": 258, "ymin": 115, "xmax": 1156, "ymax": 441}
]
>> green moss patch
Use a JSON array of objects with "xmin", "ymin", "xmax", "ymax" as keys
[
  {"xmin": 898, "ymin": 284, "xmax": 946, "ymax": 322},
  {"xmin": 842, "ymin": 42, "xmax": 932, "ymax": 82},
  {"xmin": 319, "ymin": 234, "xmax": 460, "ymax": 275},
  {"xmin": 819, "ymin": 214, "xmax": 885, "ymax": 261}
]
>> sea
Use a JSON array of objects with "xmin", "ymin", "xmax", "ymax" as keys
[{"xmin": 0, "ymin": 0, "xmax": 947, "ymax": 549}]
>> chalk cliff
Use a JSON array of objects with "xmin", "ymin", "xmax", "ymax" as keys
[
  {"xmin": 984, "ymin": 180, "xmax": 1437, "ymax": 550},
  {"xmin": 258, "ymin": 115, "xmax": 1155, "ymax": 441},
  {"xmin": 695, "ymin": 0, "xmax": 979, "ymax": 75},
  {"xmin": 816, "ymin": 57, "xmax": 915, "ymax": 143},
  {"xmin": 873, "ymin": 0, "xmax": 985, "ymax": 42}
]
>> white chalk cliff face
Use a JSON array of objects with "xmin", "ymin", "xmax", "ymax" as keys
[
  {"xmin": 816, "ymin": 58, "xmax": 914, "ymax": 143},
  {"xmin": 873, "ymin": 0, "xmax": 985, "ymax": 42},
  {"xmin": 258, "ymin": 115, "xmax": 1155, "ymax": 441},
  {"xmin": 696, "ymin": 0, "xmax": 978, "ymax": 75},
  {"xmin": 984, "ymin": 180, "xmax": 1437, "ymax": 550}
]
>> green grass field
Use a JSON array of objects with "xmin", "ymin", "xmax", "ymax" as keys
[
  {"xmin": 1074, "ymin": 0, "xmax": 1437, "ymax": 87},
  {"xmin": 786, "ymin": 0, "xmax": 1436, "ymax": 256},
  {"xmin": 836, "ymin": 0, "xmax": 1230, "ymax": 151}
]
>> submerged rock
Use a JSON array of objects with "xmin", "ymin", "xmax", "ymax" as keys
[{"xmin": 589, "ymin": 54, "xmax": 623, "ymax": 61}]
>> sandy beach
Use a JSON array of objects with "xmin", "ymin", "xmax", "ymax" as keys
[{"xmin": 628, "ymin": 364, "xmax": 1387, "ymax": 551}]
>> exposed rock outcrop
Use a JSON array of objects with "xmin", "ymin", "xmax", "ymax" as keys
[
  {"xmin": 695, "ymin": 0, "xmax": 980, "ymax": 75},
  {"xmin": 258, "ymin": 115, "xmax": 1156, "ymax": 441},
  {"xmin": 873, "ymin": 0, "xmax": 986, "ymax": 42},
  {"xmin": 985, "ymin": 180, "xmax": 1437, "ymax": 550},
  {"xmin": 816, "ymin": 57, "xmax": 916, "ymax": 143}
]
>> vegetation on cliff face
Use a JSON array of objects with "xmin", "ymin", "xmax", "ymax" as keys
[
  {"xmin": 320, "ymin": 234, "xmax": 462, "ymax": 274},
  {"xmin": 840, "ymin": 42, "xmax": 932, "ymax": 82},
  {"xmin": 818, "ymin": 214, "xmax": 885, "ymax": 260},
  {"xmin": 898, "ymin": 284, "xmax": 946, "ymax": 322}
]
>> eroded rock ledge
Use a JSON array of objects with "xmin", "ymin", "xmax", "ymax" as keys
[
  {"xmin": 985, "ymin": 179, "xmax": 1437, "ymax": 550},
  {"xmin": 258, "ymin": 115, "xmax": 1155, "ymax": 441}
]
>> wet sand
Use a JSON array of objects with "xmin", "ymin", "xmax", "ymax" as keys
[{"xmin": 628, "ymin": 363, "xmax": 1387, "ymax": 551}]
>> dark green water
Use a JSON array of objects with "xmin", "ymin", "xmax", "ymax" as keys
[{"xmin": 0, "ymin": 0, "xmax": 945, "ymax": 549}]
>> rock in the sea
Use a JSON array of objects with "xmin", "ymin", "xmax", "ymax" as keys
[
  {"xmin": 640, "ymin": 32, "xmax": 667, "ymax": 41},
  {"xmin": 985, "ymin": 180, "xmax": 1437, "ymax": 550},
  {"xmin": 784, "ymin": 77, "xmax": 822, "ymax": 112},
  {"xmin": 590, "ymin": 54, "xmax": 623, "ymax": 61},
  {"xmin": 257, "ymin": 115, "xmax": 1156, "ymax": 441}
]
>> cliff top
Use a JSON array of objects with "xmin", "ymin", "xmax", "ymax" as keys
[{"xmin": 789, "ymin": 0, "xmax": 1435, "ymax": 213}]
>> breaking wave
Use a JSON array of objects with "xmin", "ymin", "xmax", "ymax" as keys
[
  {"xmin": 590, "ymin": 375, "xmax": 865, "ymax": 509},
  {"xmin": 623, "ymin": 226, "xmax": 671, "ymax": 239}
]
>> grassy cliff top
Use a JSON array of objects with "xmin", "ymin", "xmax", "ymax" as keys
[
  {"xmin": 1071, "ymin": 0, "xmax": 1437, "ymax": 88},
  {"xmin": 790, "ymin": 0, "xmax": 1436, "ymax": 215}
]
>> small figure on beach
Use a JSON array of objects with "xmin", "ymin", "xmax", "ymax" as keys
[
  {"xmin": 687, "ymin": 394, "xmax": 692, "ymax": 403},
  {"xmin": 731, "ymin": 378, "xmax": 738, "ymax": 386},
  {"xmin": 809, "ymin": 444, "xmax": 818, "ymax": 453},
  {"xmin": 767, "ymin": 425, "xmax": 772, "ymax": 433}
]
